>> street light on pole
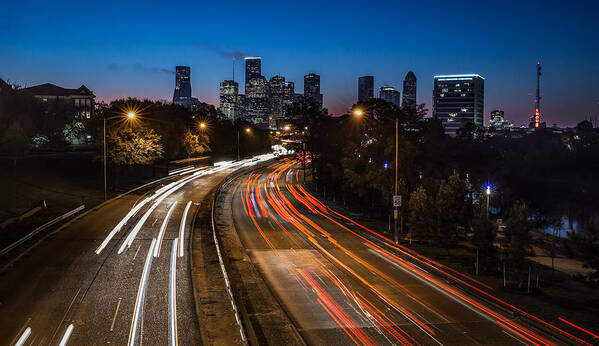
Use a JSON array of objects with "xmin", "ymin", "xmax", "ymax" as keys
[
  {"xmin": 486, "ymin": 184, "xmax": 492, "ymax": 219},
  {"xmin": 353, "ymin": 107, "xmax": 400, "ymax": 243},
  {"xmin": 237, "ymin": 127, "xmax": 251, "ymax": 160},
  {"xmin": 103, "ymin": 111, "xmax": 136, "ymax": 200}
]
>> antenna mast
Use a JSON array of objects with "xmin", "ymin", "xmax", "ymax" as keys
[{"xmin": 534, "ymin": 62, "xmax": 542, "ymax": 130}]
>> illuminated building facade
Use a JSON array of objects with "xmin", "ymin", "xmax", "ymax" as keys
[
  {"xmin": 219, "ymin": 80, "xmax": 238, "ymax": 121},
  {"xmin": 379, "ymin": 86, "xmax": 401, "ymax": 106},
  {"xmin": 402, "ymin": 71, "xmax": 417, "ymax": 108},
  {"xmin": 304, "ymin": 73, "xmax": 322, "ymax": 108},
  {"xmin": 433, "ymin": 74, "xmax": 484, "ymax": 136}
]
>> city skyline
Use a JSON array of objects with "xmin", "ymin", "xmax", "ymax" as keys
[{"xmin": 1, "ymin": 1, "xmax": 598, "ymax": 126}]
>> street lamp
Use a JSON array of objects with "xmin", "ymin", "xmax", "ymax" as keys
[
  {"xmin": 353, "ymin": 107, "xmax": 401, "ymax": 243},
  {"xmin": 199, "ymin": 122, "xmax": 207, "ymax": 129},
  {"xmin": 238, "ymin": 127, "xmax": 251, "ymax": 160},
  {"xmin": 485, "ymin": 184, "xmax": 492, "ymax": 219},
  {"xmin": 103, "ymin": 111, "xmax": 136, "ymax": 200}
]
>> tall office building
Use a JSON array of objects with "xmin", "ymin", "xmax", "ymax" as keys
[
  {"xmin": 358, "ymin": 76, "xmax": 374, "ymax": 102},
  {"xmin": 269, "ymin": 75, "xmax": 287, "ymax": 129},
  {"xmin": 304, "ymin": 73, "xmax": 322, "ymax": 108},
  {"xmin": 433, "ymin": 74, "xmax": 484, "ymax": 136},
  {"xmin": 245, "ymin": 76, "xmax": 270, "ymax": 127},
  {"xmin": 173, "ymin": 66, "xmax": 192, "ymax": 103},
  {"xmin": 402, "ymin": 71, "xmax": 417, "ymax": 108},
  {"xmin": 244, "ymin": 57, "xmax": 269, "ymax": 127},
  {"xmin": 245, "ymin": 57, "xmax": 262, "ymax": 82},
  {"xmin": 219, "ymin": 80, "xmax": 238, "ymax": 121},
  {"xmin": 379, "ymin": 86, "xmax": 401, "ymax": 106}
]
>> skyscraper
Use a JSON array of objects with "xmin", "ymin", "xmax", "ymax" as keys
[
  {"xmin": 244, "ymin": 57, "xmax": 269, "ymax": 127},
  {"xmin": 173, "ymin": 66, "xmax": 191, "ymax": 103},
  {"xmin": 433, "ymin": 74, "xmax": 484, "ymax": 136},
  {"xmin": 245, "ymin": 57, "xmax": 261, "ymax": 83},
  {"xmin": 269, "ymin": 75, "xmax": 287, "ymax": 129},
  {"xmin": 358, "ymin": 76, "xmax": 374, "ymax": 102},
  {"xmin": 402, "ymin": 71, "xmax": 417, "ymax": 108},
  {"xmin": 304, "ymin": 73, "xmax": 322, "ymax": 108},
  {"xmin": 379, "ymin": 86, "xmax": 401, "ymax": 106},
  {"xmin": 219, "ymin": 80, "xmax": 238, "ymax": 121},
  {"xmin": 245, "ymin": 76, "xmax": 270, "ymax": 127}
]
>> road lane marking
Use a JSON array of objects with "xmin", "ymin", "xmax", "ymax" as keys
[
  {"xmin": 155, "ymin": 201, "xmax": 178, "ymax": 258},
  {"xmin": 14, "ymin": 326, "xmax": 31, "ymax": 346},
  {"xmin": 178, "ymin": 201, "xmax": 192, "ymax": 257},
  {"xmin": 110, "ymin": 298, "xmax": 122, "ymax": 332},
  {"xmin": 169, "ymin": 238, "xmax": 179, "ymax": 346},
  {"xmin": 58, "ymin": 324, "xmax": 74, "ymax": 346},
  {"xmin": 128, "ymin": 239, "xmax": 157, "ymax": 346},
  {"xmin": 132, "ymin": 245, "xmax": 142, "ymax": 261}
]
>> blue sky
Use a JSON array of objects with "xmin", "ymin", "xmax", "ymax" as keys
[{"xmin": 1, "ymin": 0, "xmax": 598, "ymax": 126}]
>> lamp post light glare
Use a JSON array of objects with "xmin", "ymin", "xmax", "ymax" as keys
[
  {"xmin": 245, "ymin": 127, "xmax": 251, "ymax": 133},
  {"xmin": 283, "ymin": 125, "xmax": 291, "ymax": 131},
  {"xmin": 199, "ymin": 122, "xmax": 207, "ymax": 129},
  {"xmin": 127, "ymin": 112, "xmax": 136, "ymax": 119},
  {"xmin": 485, "ymin": 184, "xmax": 492, "ymax": 218},
  {"xmin": 353, "ymin": 109, "xmax": 364, "ymax": 117},
  {"xmin": 103, "ymin": 111, "xmax": 137, "ymax": 201}
]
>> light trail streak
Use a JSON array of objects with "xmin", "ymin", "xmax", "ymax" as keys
[
  {"xmin": 178, "ymin": 201, "xmax": 192, "ymax": 257},
  {"xmin": 154, "ymin": 201, "xmax": 178, "ymax": 257},
  {"xmin": 58, "ymin": 324, "xmax": 74, "ymax": 346},
  {"xmin": 558, "ymin": 317, "xmax": 599, "ymax": 339},
  {"xmin": 98, "ymin": 154, "xmax": 275, "ymax": 255},
  {"xmin": 14, "ymin": 327, "xmax": 31, "ymax": 346},
  {"xmin": 128, "ymin": 238, "xmax": 156, "ymax": 346},
  {"xmin": 169, "ymin": 238, "xmax": 179, "ymax": 346}
]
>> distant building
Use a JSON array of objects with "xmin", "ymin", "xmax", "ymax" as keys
[
  {"xmin": 173, "ymin": 66, "xmax": 201, "ymax": 109},
  {"xmin": 237, "ymin": 94, "xmax": 246, "ymax": 119},
  {"xmin": 379, "ymin": 86, "xmax": 401, "ymax": 106},
  {"xmin": 433, "ymin": 74, "xmax": 484, "ymax": 136},
  {"xmin": 358, "ymin": 76, "xmax": 374, "ymax": 102},
  {"xmin": 245, "ymin": 76, "xmax": 270, "ymax": 127},
  {"xmin": 304, "ymin": 73, "xmax": 322, "ymax": 108},
  {"xmin": 402, "ymin": 71, "xmax": 417, "ymax": 108},
  {"xmin": 173, "ymin": 66, "xmax": 192, "ymax": 103},
  {"xmin": 24, "ymin": 83, "xmax": 95, "ymax": 118},
  {"xmin": 244, "ymin": 57, "xmax": 262, "ymax": 83},
  {"xmin": 219, "ymin": 80, "xmax": 238, "ymax": 121},
  {"xmin": 244, "ymin": 57, "xmax": 269, "ymax": 127},
  {"xmin": 488, "ymin": 110, "xmax": 513, "ymax": 131},
  {"xmin": 269, "ymin": 75, "xmax": 287, "ymax": 129}
]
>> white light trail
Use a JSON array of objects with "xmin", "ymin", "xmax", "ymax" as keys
[
  {"xmin": 128, "ymin": 238, "xmax": 156, "ymax": 346},
  {"xmin": 14, "ymin": 327, "xmax": 31, "ymax": 346},
  {"xmin": 98, "ymin": 153, "xmax": 276, "ymax": 255},
  {"xmin": 58, "ymin": 324, "xmax": 74, "ymax": 346},
  {"xmin": 178, "ymin": 201, "xmax": 192, "ymax": 257},
  {"xmin": 169, "ymin": 238, "xmax": 179, "ymax": 346},
  {"xmin": 168, "ymin": 165, "xmax": 194, "ymax": 175},
  {"xmin": 154, "ymin": 201, "xmax": 178, "ymax": 258}
]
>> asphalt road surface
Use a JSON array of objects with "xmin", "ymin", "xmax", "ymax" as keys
[
  {"xmin": 227, "ymin": 158, "xmax": 580, "ymax": 346},
  {"xmin": 0, "ymin": 156, "xmax": 273, "ymax": 346}
]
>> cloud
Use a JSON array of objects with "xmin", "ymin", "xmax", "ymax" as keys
[
  {"xmin": 193, "ymin": 41, "xmax": 252, "ymax": 60},
  {"xmin": 107, "ymin": 63, "xmax": 121, "ymax": 72},
  {"xmin": 133, "ymin": 63, "xmax": 174, "ymax": 74}
]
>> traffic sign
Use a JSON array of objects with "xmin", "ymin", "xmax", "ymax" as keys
[{"xmin": 393, "ymin": 195, "xmax": 402, "ymax": 207}]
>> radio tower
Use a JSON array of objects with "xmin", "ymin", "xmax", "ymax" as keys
[{"xmin": 534, "ymin": 62, "xmax": 542, "ymax": 130}]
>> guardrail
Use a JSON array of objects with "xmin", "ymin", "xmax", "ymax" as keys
[{"xmin": 0, "ymin": 204, "xmax": 85, "ymax": 257}]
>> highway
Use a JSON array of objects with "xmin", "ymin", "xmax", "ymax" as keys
[
  {"xmin": 224, "ymin": 158, "xmax": 585, "ymax": 346},
  {"xmin": 1, "ymin": 155, "xmax": 273, "ymax": 346}
]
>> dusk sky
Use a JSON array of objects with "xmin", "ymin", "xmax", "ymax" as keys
[{"xmin": 1, "ymin": 0, "xmax": 598, "ymax": 126}]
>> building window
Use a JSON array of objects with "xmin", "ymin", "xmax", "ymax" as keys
[
  {"xmin": 440, "ymin": 93, "xmax": 445, "ymax": 97},
  {"xmin": 461, "ymin": 108, "xmax": 468, "ymax": 112},
  {"xmin": 442, "ymin": 88, "xmax": 448, "ymax": 92},
  {"xmin": 460, "ymin": 93, "xmax": 466, "ymax": 97}
]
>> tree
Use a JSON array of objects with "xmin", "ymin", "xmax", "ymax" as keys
[
  {"xmin": 182, "ymin": 129, "xmax": 209, "ymax": 157},
  {"xmin": 504, "ymin": 201, "xmax": 531, "ymax": 267},
  {"xmin": 408, "ymin": 186, "xmax": 432, "ymax": 241},
  {"xmin": 1, "ymin": 121, "xmax": 30, "ymax": 167},
  {"xmin": 107, "ymin": 126, "xmax": 163, "ymax": 166},
  {"xmin": 434, "ymin": 172, "xmax": 469, "ymax": 250},
  {"xmin": 568, "ymin": 216, "xmax": 599, "ymax": 281}
]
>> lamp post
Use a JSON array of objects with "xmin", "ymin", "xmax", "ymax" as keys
[
  {"xmin": 353, "ymin": 108, "xmax": 400, "ymax": 243},
  {"xmin": 485, "ymin": 184, "xmax": 491, "ymax": 219},
  {"xmin": 238, "ymin": 127, "xmax": 251, "ymax": 160},
  {"xmin": 103, "ymin": 111, "xmax": 136, "ymax": 200}
]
